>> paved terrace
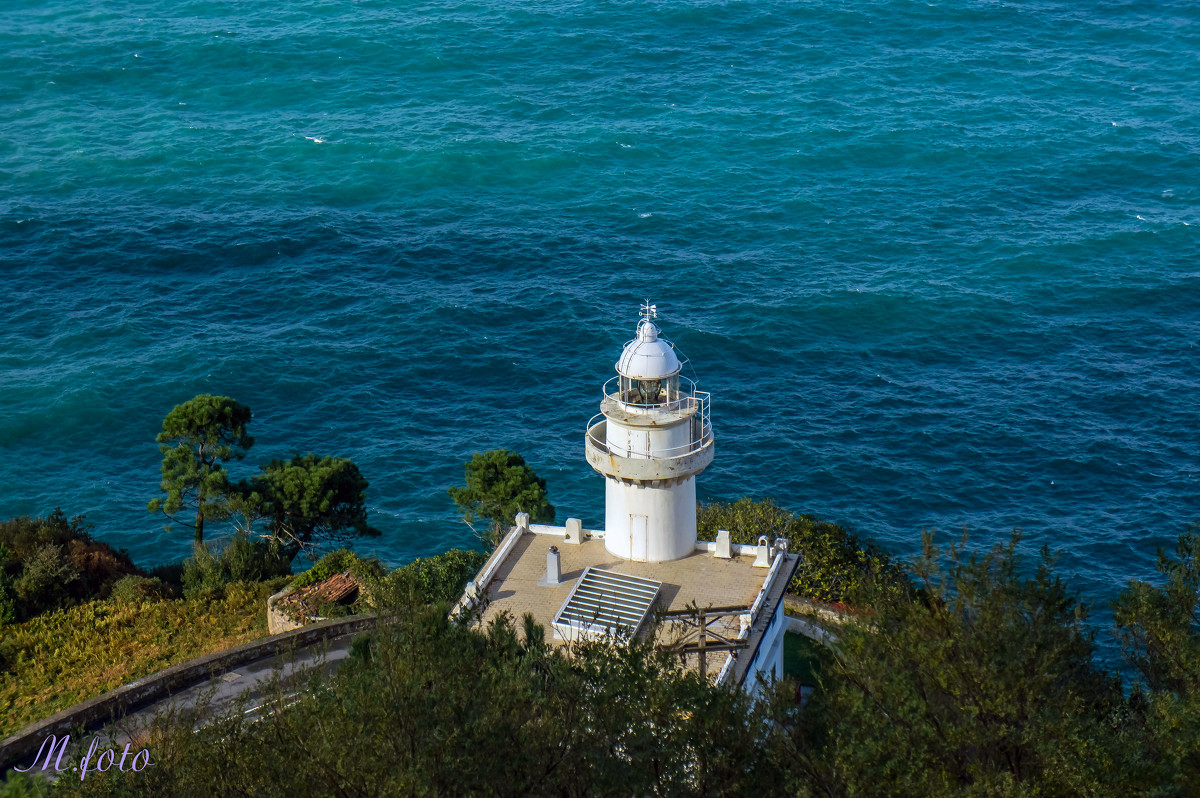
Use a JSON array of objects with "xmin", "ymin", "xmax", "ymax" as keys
[{"xmin": 476, "ymin": 531, "xmax": 769, "ymax": 656}]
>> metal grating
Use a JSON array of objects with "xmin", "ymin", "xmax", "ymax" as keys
[{"xmin": 552, "ymin": 567, "xmax": 661, "ymax": 642}]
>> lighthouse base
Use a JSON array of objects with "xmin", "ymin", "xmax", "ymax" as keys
[{"xmin": 603, "ymin": 476, "xmax": 697, "ymax": 562}]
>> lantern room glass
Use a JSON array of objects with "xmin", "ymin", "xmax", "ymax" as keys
[{"xmin": 619, "ymin": 373, "xmax": 680, "ymax": 406}]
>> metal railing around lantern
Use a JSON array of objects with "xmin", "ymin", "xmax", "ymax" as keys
[{"xmin": 585, "ymin": 390, "xmax": 712, "ymax": 462}]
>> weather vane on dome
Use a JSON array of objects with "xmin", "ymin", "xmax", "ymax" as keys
[{"xmin": 640, "ymin": 300, "xmax": 658, "ymax": 323}]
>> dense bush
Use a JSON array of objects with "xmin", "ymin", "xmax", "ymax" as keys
[
  {"xmin": 289, "ymin": 547, "xmax": 487, "ymax": 611},
  {"xmin": 108, "ymin": 574, "xmax": 173, "ymax": 604},
  {"xmin": 0, "ymin": 574, "xmax": 15, "ymax": 626},
  {"xmin": 0, "ymin": 511, "xmax": 138, "ymax": 623},
  {"xmin": 58, "ymin": 529, "xmax": 1188, "ymax": 798},
  {"xmin": 289, "ymin": 548, "xmax": 384, "ymax": 590},
  {"xmin": 0, "ymin": 771, "xmax": 48, "ymax": 798},
  {"xmin": 13, "ymin": 524, "xmax": 1200, "ymax": 796},
  {"xmin": 383, "ymin": 548, "xmax": 490, "ymax": 606},
  {"xmin": 773, "ymin": 531, "xmax": 1140, "ymax": 796},
  {"xmin": 697, "ymin": 498, "xmax": 904, "ymax": 604},
  {"xmin": 181, "ymin": 532, "xmax": 293, "ymax": 599},
  {"xmin": 60, "ymin": 606, "xmax": 777, "ymax": 797}
]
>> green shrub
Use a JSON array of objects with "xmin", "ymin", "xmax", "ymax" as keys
[
  {"xmin": 290, "ymin": 548, "xmax": 384, "ymax": 590},
  {"xmin": 223, "ymin": 532, "xmax": 292, "ymax": 582},
  {"xmin": 288, "ymin": 548, "xmax": 486, "ymax": 613},
  {"xmin": 13, "ymin": 543, "xmax": 78, "ymax": 609},
  {"xmin": 0, "ymin": 511, "xmax": 139, "ymax": 621},
  {"xmin": 697, "ymin": 498, "xmax": 905, "ymax": 605},
  {"xmin": 349, "ymin": 632, "xmax": 373, "ymax": 664},
  {"xmin": 0, "ymin": 510, "xmax": 88, "ymax": 558},
  {"xmin": 0, "ymin": 572, "xmax": 15, "ymax": 627},
  {"xmin": 182, "ymin": 533, "xmax": 293, "ymax": 599},
  {"xmin": 0, "ymin": 770, "xmax": 50, "ymax": 797},
  {"xmin": 109, "ymin": 574, "xmax": 172, "ymax": 604},
  {"xmin": 384, "ymin": 548, "xmax": 489, "ymax": 606}
]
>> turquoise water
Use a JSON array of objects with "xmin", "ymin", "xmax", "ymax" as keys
[{"xmin": 1, "ymin": 0, "xmax": 1198, "ymax": 625}]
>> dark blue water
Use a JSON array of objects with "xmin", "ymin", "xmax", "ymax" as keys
[{"xmin": 2, "ymin": 0, "xmax": 1198, "ymax": 637}]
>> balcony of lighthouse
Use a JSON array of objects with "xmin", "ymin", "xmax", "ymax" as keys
[{"xmin": 584, "ymin": 384, "xmax": 713, "ymax": 484}]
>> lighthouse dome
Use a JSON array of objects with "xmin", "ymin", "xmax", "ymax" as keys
[{"xmin": 616, "ymin": 319, "xmax": 682, "ymax": 379}]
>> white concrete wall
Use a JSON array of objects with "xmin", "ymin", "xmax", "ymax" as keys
[
  {"xmin": 741, "ymin": 599, "xmax": 787, "ymax": 696},
  {"xmin": 603, "ymin": 416, "xmax": 692, "ymax": 459},
  {"xmin": 603, "ymin": 475, "xmax": 697, "ymax": 561},
  {"xmin": 602, "ymin": 412, "xmax": 698, "ymax": 562}
]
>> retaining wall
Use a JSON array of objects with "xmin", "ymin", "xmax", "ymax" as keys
[{"xmin": 0, "ymin": 614, "xmax": 377, "ymax": 773}]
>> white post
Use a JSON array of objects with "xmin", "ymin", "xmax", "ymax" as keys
[
  {"xmin": 752, "ymin": 535, "xmax": 771, "ymax": 568},
  {"xmin": 715, "ymin": 529, "xmax": 732, "ymax": 558},
  {"xmin": 565, "ymin": 518, "xmax": 583, "ymax": 544},
  {"xmin": 539, "ymin": 546, "xmax": 562, "ymax": 586}
]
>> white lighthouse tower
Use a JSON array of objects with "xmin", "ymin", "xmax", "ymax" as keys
[{"xmin": 584, "ymin": 304, "xmax": 715, "ymax": 562}]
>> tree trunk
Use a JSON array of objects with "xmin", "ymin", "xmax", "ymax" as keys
[{"xmin": 195, "ymin": 484, "xmax": 205, "ymax": 543}]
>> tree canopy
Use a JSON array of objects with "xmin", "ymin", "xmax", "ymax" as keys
[
  {"xmin": 1114, "ymin": 523, "xmax": 1200, "ymax": 790},
  {"xmin": 61, "ymin": 606, "xmax": 778, "ymax": 797},
  {"xmin": 448, "ymin": 449, "xmax": 555, "ymax": 538},
  {"xmin": 147, "ymin": 395, "xmax": 380, "ymax": 559},
  {"xmin": 240, "ymin": 454, "xmax": 379, "ymax": 557},
  {"xmin": 772, "ymin": 531, "xmax": 1142, "ymax": 796},
  {"xmin": 26, "ymin": 524, "xmax": 1200, "ymax": 797},
  {"xmin": 148, "ymin": 395, "xmax": 254, "ymax": 543}
]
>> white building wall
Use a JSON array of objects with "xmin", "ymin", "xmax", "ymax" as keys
[
  {"xmin": 604, "ymin": 476, "xmax": 697, "ymax": 561},
  {"xmin": 603, "ymin": 417, "xmax": 693, "ymax": 459},
  {"xmin": 741, "ymin": 599, "xmax": 787, "ymax": 697}
]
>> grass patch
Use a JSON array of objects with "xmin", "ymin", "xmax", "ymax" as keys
[
  {"xmin": 783, "ymin": 632, "xmax": 826, "ymax": 685},
  {"xmin": 0, "ymin": 578, "xmax": 286, "ymax": 738}
]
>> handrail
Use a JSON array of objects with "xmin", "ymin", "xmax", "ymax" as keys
[
  {"xmin": 749, "ymin": 552, "xmax": 786, "ymax": 622},
  {"xmin": 586, "ymin": 414, "xmax": 712, "ymax": 461},
  {"xmin": 602, "ymin": 375, "xmax": 704, "ymax": 411},
  {"xmin": 451, "ymin": 523, "xmax": 525, "ymax": 616}
]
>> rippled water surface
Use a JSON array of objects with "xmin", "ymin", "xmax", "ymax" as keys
[{"xmin": 2, "ymin": 0, "xmax": 1198, "ymax": 634}]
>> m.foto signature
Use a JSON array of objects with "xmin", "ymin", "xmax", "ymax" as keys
[{"xmin": 14, "ymin": 734, "xmax": 153, "ymax": 780}]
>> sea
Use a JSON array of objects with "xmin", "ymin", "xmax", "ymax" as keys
[{"xmin": 1, "ymin": 0, "xmax": 1197, "ymax": 651}]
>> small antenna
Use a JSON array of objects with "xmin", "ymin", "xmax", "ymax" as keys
[{"xmin": 640, "ymin": 300, "xmax": 658, "ymax": 323}]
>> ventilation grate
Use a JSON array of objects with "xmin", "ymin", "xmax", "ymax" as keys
[{"xmin": 553, "ymin": 567, "xmax": 661, "ymax": 642}]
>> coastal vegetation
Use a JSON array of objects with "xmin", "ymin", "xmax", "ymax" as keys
[
  {"xmin": 448, "ymin": 449, "xmax": 555, "ymax": 542},
  {"xmin": 697, "ymin": 498, "xmax": 904, "ymax": 605},
  {"xmin": 34, "ymin": 524, "xmax": 1200, "ymax": 797},
  {"xmin": 6, "ymin": 443, "xmax": 1198, "ymax": 794},
  {"xmin": 149, "ymin": 395, "xmax": 378, "ymax": 558},
  {"xmin": 0, "ymin": 579, "xmax": 281, "ymax": 739},
  {"xmin": 0, "ymin": 512, "xmax": 139, "ymax": 625},
  {"xmin": 276, "ymin": 547, "xmax": 487, "ymax": 623},
  {"xmin": 0, "ymin": 518, "xmax": 484, "ymax": 739},
  {"xmin": 147, "ymin": 394, "xmax": 254, "ymax": 544}
]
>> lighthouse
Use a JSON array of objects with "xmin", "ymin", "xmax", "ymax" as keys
[
  {"xmin": 583, "ymin": 304, "xmax": 714, "ymax": 562},
  {"xmin": 456, "ymin": 303, "xmax": 798, "ymax": 694}
]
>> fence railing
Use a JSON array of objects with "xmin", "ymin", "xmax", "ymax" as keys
[
  {"xmin": 586, "ymin": 410, "xmax": 713, "ymax": 461},
  {"xmin": 602, "ymin": 375, "xmax": 708, "ymax": 413}
]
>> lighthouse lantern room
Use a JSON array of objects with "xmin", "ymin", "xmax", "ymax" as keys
[{"xmin": 583, "ymin": 303, "xmax": 714, "ymax": 562}]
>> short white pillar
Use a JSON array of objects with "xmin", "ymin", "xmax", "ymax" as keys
[
  {"xmin": 752, "ymin": 535, "xmax": 771, "ymax": 568},
  {"xmin": 565, "ymin": 518, "xmax": 583, "ymax": 544},
  {"xmin": 715, "ymin": 529, "xmax": 733, "ymax": 559}
]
